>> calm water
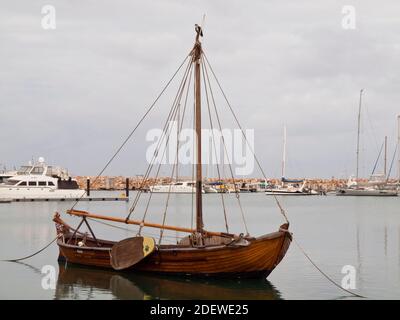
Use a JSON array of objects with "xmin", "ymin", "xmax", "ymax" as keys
[{"xmin": 0, "ymin": 191, "xmax": 399, "ymax": 300}]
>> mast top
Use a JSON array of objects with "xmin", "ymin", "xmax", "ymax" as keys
[
  {"xmin": 195, "ymin": 24, "xmax": 203, "ymax": 42},
  {"xmin": 192, "ymin": 24, "xmax": 203, "ymax": 63}
]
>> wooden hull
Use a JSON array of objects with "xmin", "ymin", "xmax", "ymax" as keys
[{"xmin": 56, "ymin": 224, "xmax": 291, "ymax": 278}]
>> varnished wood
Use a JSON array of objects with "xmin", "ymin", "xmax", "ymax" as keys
[
  {"xmin": 54, "ymin": 26, "xmax": 293, "ymax": 279},
  {"xmin": 66, "ymin": 209, "xmax": 236, "ymax": 238},
  {"xmin": 110, "ymin": 237, "xmax": 155, "ymax": 270},
  {"xmin": 54, "ymin": 213, "xmax": 291, "ymax": 278},
  {"xmin": 193, "ymin": 30, "xmax": 204, "ymax": 233}
]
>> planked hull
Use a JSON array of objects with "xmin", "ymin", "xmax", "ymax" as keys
[{"xmin": 55, "ymin": 217, "xmax": 291, "ymax": 278}]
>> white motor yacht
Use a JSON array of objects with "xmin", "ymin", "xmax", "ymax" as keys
[
  {"xmin": 0, "ymin": 169, "xmax": 17, "ymax": 184},
  {"xmin": 0, "ymin": 158, "xmax": 85, "ymax": 200}
]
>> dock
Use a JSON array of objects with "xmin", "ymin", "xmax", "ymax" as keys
[{"xmin": 2, "ymin": 196, "xmax": 129, "ymax": 203}]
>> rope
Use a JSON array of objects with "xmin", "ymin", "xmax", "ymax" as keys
[
  {"xmin": 201, "ymin": 55, "xmax": 249, "ymax": 234},
  {"xmin": 201, "ymin": 53, "xmax": 365, "ymax": 298},
  {"xmin": 293, "ymin": 237, "xmax": 366, "ymax": 298},
  {"xmin": 387, "ymin": 143, "xmax": 397, "ymax": 181},
  {"xmin": 87, "ymin": 217, "xmax": 183, "ymax": 242},
  {"xmin": 126, "ymin": 58, "xmax": 193, "ymax": 222},
  {"xmin": 203, "ymin": 53, "xmax": 289, "ymax": 224},
  {"xmin": 137, "ymin": 60, "xmax": 194, "ymax": 233},
  {"xmin": 2, "ymin": 235, "xmax": 60, "ymax": 262},
  {"xmin": 371, "ymin": 139, "xmax": 384, "ymax": 175},
  {"xmin": 159, "ymin": 63, "xmax": 194, "ymax": 244},
  {"xmin": 70, "ymin": 54, "xmax": 190, "ymax": 211},
  {"xmin": 201, "ymin": 57, "xmax": 229, "ymax": 233}
]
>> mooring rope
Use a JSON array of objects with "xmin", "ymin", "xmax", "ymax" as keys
[
  {"xmin": 1, "ymin": 235, "xmax": 60, "ymax": 262},
  {"xmin": 202, "ymin": 52, "xmax": 364, "ymax": 299},
  {"xmin": 292, "ymin": 236, "xmax": 366, "ymax": 298}
]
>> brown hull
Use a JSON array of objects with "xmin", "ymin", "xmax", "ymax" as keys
[{"xmin": 55, "ymin": 218, "xmax": 291, "ymax": 278}]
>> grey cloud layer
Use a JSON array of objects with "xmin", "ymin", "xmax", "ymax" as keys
[{"xmin": 1, "ymin": 0, "xmax": 399, "ymax": 178}]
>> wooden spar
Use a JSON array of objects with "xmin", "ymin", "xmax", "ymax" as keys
[
  {"xmin": 66, "ymin": 209, "xmax": 236, "ymax": 238},
  {"xmin": 193, "ymin": 27, "xmax": 204, "ymax": 233}
]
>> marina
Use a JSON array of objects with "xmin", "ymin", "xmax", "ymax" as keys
[
  {"xmin": 1, "ymin": 192, "xmax": 400, "ymax": 299},
  {"xmin": 1, "ymin": 0, "xmax": 400, "ymax": 305},
  {"xmin": 48, "ymin": 26, "xmax": 293, "ymax": 279}
]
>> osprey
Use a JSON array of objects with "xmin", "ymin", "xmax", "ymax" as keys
[{"xmin": 195, "ymin": 24, "xmax": 203, "ymax": 37}]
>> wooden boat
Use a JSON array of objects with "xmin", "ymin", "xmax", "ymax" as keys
[
  {"xmin": 54, "ymin": 213, "xmax": 290, "ymax": 277},
  {"xmin": 54, "ymin": 24, "xmax": 292, "ymax": 278}
]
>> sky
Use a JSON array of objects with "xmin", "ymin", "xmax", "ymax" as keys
[{"xmin": 1, "ymin": 0, "xmax": 400, "ymax": 179}]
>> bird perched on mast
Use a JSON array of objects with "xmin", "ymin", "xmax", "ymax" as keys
[{"xmin": 195, "ymin": 24, "xmax": 203, "ymax": 39}]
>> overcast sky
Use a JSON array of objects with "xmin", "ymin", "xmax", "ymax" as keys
[{"xmin": 1, "ymin": 0, "xmax": 400, "ymax": 179}]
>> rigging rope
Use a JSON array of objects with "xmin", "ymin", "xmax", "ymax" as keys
[
  {"xmin": 201, "ymin": 57, "xmax": 229, "ymax": 233},
  {"xmin": 371, "ymin": 139, "xmax": 384, "ymax": 176},
  {"xmin": 159, "ymin": 64, "xmax": 194, "ymax": 244},
  {"xmin": 138, "ymin": 61, "xmax": 193, "ymax": 229},
  {"xmin": 1, "ymin": 235, "xmax": 60, "ymax": 262},
  {"xmin": 200, "ymin": 52, "xmax": 366, "ymax": 299},
  {"xmin": 293, "ymin": 237, "xmax": 366, "ymax": 298},
  {"xmin": 70, "ymin": 54, "xmax": 190, "ymax": 211},
  {"xmin": 201, "ymin": 55, "xmax": 250, "ymax": 234},
  {"xmin": 87, "ymin": 218, "xmax": 183, "ymax": 242},
  {"xmin": 191, "ymin": 76, "xmax": 196, "ymax": 230},
  {"xmin": 126, "ymin": 58, "xmax": 193, "ymax": 222},
  {"xmin": 203, "ymin": 53, "xmax": 289, "ymax": 224},
  {"xmin": 386, "ymin": 143, "xmax": 397, "ymax": 181}
]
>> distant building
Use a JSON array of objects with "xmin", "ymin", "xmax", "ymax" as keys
[{"xmin": 105, "ymin": 177, "xmax": 115, "ymax": 190}]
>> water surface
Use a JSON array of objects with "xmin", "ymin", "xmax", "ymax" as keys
[{"xmin": 0, "ymin": 191, "xmax": 399, "ymax": 299}]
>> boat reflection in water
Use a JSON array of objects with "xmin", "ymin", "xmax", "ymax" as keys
[{"xmin": 55, "ymin": 263, "xmax": 282, "ymax": 300}]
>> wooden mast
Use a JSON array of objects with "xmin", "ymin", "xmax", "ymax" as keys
[
  {"xmin": 384, "ymin": 135, "xmax": 387, "ymax": 176},
  {"xmin": 193, "ymin": 25, "xmax": 204, "ymax": 233},
  {"xmin": 356, "ymin": 89, "xmax": 364, "ymax": 180}
]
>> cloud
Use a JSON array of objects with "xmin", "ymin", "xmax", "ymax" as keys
[{"xmin": 1, "ymin": 0, "xmax": 399, "ymax": 178}]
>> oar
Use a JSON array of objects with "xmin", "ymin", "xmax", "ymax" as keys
[{"xmin": 110, "ymin": 236, "xmax": 155, "ymax": 271}]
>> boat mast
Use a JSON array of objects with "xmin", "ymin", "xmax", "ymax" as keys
[
  {"xmin": 282, "ymin": 125, "xmax": 287, "ymax": 180},
  {"xmin": 193, "ymin": 25, "xmax": 203, "ymax": 233},
  {"xmin": 356, "ymin": 89, "xmax": 364, "ymax": 180},
  {"xmin": 384, "ymin": 135, "xmax": 387, "ymax": 176},
  {"xmin": 398, "ymin": 115, "xmax": 400, "ymax": 183}
]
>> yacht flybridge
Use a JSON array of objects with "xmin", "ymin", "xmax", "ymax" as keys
[
  {"xmin": 0, "ymin": 157, "xmax": 85, "ymax": 200},
  {"xmin": 0, "ymin": 169, "xmax": 17, "ymax": 184}
]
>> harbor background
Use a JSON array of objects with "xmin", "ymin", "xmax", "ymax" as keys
[
  {"xmin": 0, "ymin": 192, "xmax": 399, "ymax": 299},
  {"xmin": 74, "ymin": 176, "xmax": 398, "ymax": 193}
]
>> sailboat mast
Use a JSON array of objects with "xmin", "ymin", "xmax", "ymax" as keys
[
  {"xmin": 398, "ymin": 115, "xmax": 400, "ymax": 182},
  {"xmin": 384, "ymin": 135, "xmax": 387, "ymax": 176},
  {"xmin": 356, "ymin": 89, "xmax": 364, "ymax": 180},
  {"xmin": 193, "ymin": 26, "xmax": 203, "ymax": 233},
  {"xmin": 282, "ymin": 125, "xmax": 287, "ymax": 179}
]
